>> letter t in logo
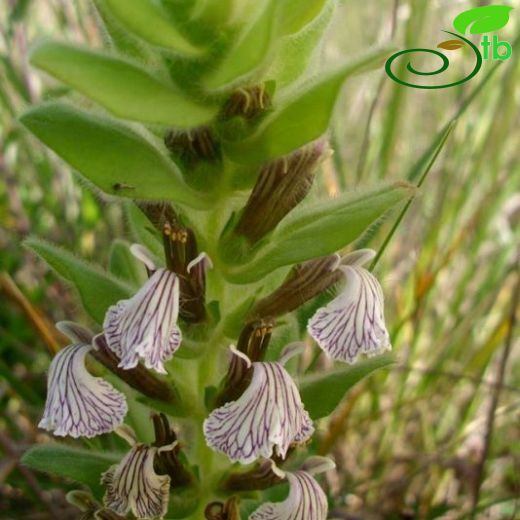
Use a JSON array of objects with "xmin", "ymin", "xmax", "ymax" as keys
[{"xmin": 481, "ymin": 35, "xmax": 492, "ymax": 59}]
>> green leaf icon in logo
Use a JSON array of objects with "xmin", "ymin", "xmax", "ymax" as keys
[{"xmin": 453, "ymin": 5, "xmax": 513, "ymax": 35}]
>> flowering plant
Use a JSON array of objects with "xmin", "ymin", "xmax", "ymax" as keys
[{"xmin": 20, "ymin": 1, "xmax": 414, "ymax": 518}]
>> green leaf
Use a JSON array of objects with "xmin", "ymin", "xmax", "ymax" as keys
[
  {"xmin": 108, "ymin": 239, "xmax": 146, "ymax": 286},
  {"xmin": 20, "ymin": 102, "xmax": 210, "ymax": 208},
  {"xmin": 225, "ymin": 182, "xmax": 414, "ymax": 283},
  {"xmin": 300, "ymin": 353, "xmax": 395, "ymax": 419},
  {"xmin": 277, "ymin": 0, "xmax": 329, "ymax": 36},
  {"xmin": 266, "ymin": 0, "xmax": 335, "ymax": 88},
  {"xmin": 453, "ymin": 5, "xmax": 513, "ymax": 35},
  {"xmin": 101, "ymin": 0, "xmax": 204, "ymax": 56},
  {"xmin": 224, "ymin": 46, "xmax": 392, "ymax": 164},
  {"xmin": 25, "ymin": 237, "xmax": 132, "ymax": 324},
  {"xmin": 92, "ymin": 0, "xmax": 150, "ymax": 60},
  {"xmin": 203, "ymin": 0, "xmax": 278, "ymax": 90},
  {"xmin": 30, "ymin": 42, "xmax": 218, "ymax": 127},
  {"xmin": 22, "ymin": 444, "xmax": 121, "ymax": 494},
  {"xmin": 125, "ymin": 202, "xmax": 164, "ymax": 258}
]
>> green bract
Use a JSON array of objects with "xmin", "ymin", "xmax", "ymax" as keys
[
  {"xmin": 30, "ymin": 42, "xmax": 218, "ymax": 127},
  {"xmin": 25, "ymin": 238, "xmax": 133, "ymax": 323},
  {"xmin": 225, "ymin": 46, "xmax": 392, "ymax": 164},
  {"xmin": 20, "ymin": 103, "xmax": 210, "ymax": 208},
  {"xmin": 100, "ymin": 0, "xmax": 204, "ymax": 55}
]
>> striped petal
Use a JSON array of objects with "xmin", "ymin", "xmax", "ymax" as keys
[
  {"xmin": 204, "ymin": 353, "xmax": 313, "ymax": 464},
  {"xmin": 39, "ymin": 343, "xmax": 127, "ymax": 438},
  {"xmin": 104, "ymin": 268, "xmax": 182, "ymax": 374},
  {"xmin": 102, "ymin": 444, "xmax": 170, "ymax": 519},
  {"xmin": 249, "ymin": 471, "xmax": 328, "ymax": 520},
  {"xmin": 308, "ymin": 261, "xmax": 390, "ymax": 364}
]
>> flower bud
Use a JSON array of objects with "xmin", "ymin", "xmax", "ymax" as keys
[
  {"xmin": 205, "ymin": 497, "xmax": 240, "ymax": 520},
  {"xmin": 222, "ymin": 459, "xmax": 285, "ymax": 492},
  {"xmin": 92, "ymin": 334, "xmax": 177, "ymax": 403},
  {"xmin": 251, "ymin": 254, "xmax": 342, "ymax": 319},
  {"xmin": 235, "ymin": 139, "xmax": 329, "ymax": 243},
  {"xmin": 214, "ymin": 321, "xmax": 273, "ymax": 407},
  {"xmin": 152, "ymin": 413, "xmax": 193, "ymax": 488}
]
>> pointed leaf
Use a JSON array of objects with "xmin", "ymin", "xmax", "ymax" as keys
[
  {"xmin": 300, "ymin": 353, "xmax": 395, "ymax": 419},
  {"xmin": 224, "ymin": 46, "xmax": 392, "ymax": 164},
  {"xmin": 453, "ymin": 5, "xmax": 513, "ymax": 35},
  {"xmin": 266, "ymin": 0, "xmax": 335, "ymax": 88},
  {"xmin": 25, "ymin": 238, "xmax": 132, "ymax": 324},
  {"xmin": 101, "ymin": 0, "xmax": 204, "ymax": 56},
  {"xmin": 225, "ymin": 182, "xmax": 414, "ymax": 283},
  {"xmin": 20, "ymin": 103, "xmax": 210, "ymax": 208},
  {"xmin": 22, "ymin": 444, "xmax": 121, "ymax": 494},
  {"xmin": 277, "ymin": 0, "xmax": 329, "ymax": 36},
  {"xmin": 203, "ymin": 0, "xmax": 278, "ymax": 90},
  {"xmin": 30, "ymin": 42, "xmax": 218, "ymax": 127}
]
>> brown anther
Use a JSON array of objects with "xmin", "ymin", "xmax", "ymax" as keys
[
  {"xmin": 223, "ymin": 84, "xmax": 272, "ymax": 120},
  {"xmin": 164, "ymin": 127, "xmax": 219, "ymax": 163}
]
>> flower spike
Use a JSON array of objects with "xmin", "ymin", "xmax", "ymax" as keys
[
  {"xmin": 308, "ymin": 249, "xmax": 391, "ymax": 364},
  {"xmin": 249, "ymin": 459, "xmax": 333, "ymax": 520},
  {"xmin": 204, "ymin": 347, "xmax": 313, "ymax": 464},
  {"xmin": 39, "ymin": 324, "xmax": 127, "ymax": 438},
  {"xmin": 104, "ymin": 245, "xmax": 182, "ymax": 374}
]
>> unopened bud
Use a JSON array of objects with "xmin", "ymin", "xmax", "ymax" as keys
[
  {"xmin": 152, "ymin": 413, "xmax": 193, "ymax": 487},
  {"xmin": 250, "ymin": 254, "xmax": 341, "ymax": 319},
  {"xmin": 222, "ymin": 459, "xmax": 285, "ymax": 492},
  {"xmin": 235, "ymin": 140, "xmax": 329, "ymax": 243},
  {"xmin": 92, "ymin": 334, "xmax": 177, "ymax": 403},
  {"xmin": 205, "ymin": 497, "xmax": 240, "ymax": 520},
  {"xmin": 214, "ymin": 321, "xmax": 273, "ymax": 407}
]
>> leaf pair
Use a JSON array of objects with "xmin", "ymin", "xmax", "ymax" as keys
[{"xmin": 225, "ymin": 182, "xmax": 415, "ymax": 283}]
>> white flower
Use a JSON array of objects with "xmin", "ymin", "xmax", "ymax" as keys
[
  {"xmin": 39, "ymin": 322, "xmax": 127, "ymax": 438},
  {"xmin": 102, "ymin": 428, "xmax": 175, "ymax": 520},
  {"xmin": 249, "ymin": 458, "xmax": 334, "ymax": 520},
  {"xmin": 203, "ymin": 345, "xmax": 313, "ymax": 464},
  {"xmin": 103, "ymin": 244, "xmax": 182, "ymax": 374},
  {"xmin": 308, "ymin": 249, "xmax": 391, "ymax": 364}
]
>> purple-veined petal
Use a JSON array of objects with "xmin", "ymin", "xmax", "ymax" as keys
[
  {"xmin": 204, "ymin": 352, "xmax": 313, "ymax": 464},
  {"xmin": 103, "ymin": 268, "xmax": 182, "ymax": 374},
  {"xmin": 102, "ymin": 444, "xmax": 171, "ymax": 519},
  {"xmin": 249, "ymin": 470, "xmax": 328, "ymax": 520},
  {"xmin": 39, "ymin": 343, "xmax": 127, "ymax": 438},
  {"xmin": 308, "ymin": 263, "xmax": 390, "ymax": 364}
]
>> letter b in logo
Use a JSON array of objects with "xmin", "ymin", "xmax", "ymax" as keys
[{"xmin": 493, "ymin": 34, "xmax": 512, "ymax": 60}]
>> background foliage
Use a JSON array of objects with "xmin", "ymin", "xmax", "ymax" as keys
[{"xmin": 1, "ymin": 0, "xmax": 519, "ymax": 518}]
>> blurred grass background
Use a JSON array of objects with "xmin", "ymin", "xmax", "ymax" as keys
[{"xmin": 0, "ymin": 0, "xmax": 518, "ymax": 519}]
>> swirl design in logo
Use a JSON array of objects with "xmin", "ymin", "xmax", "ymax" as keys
[{"xmin": 385, "ymin": 31, "xmax": 482, "ymax": 89}]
